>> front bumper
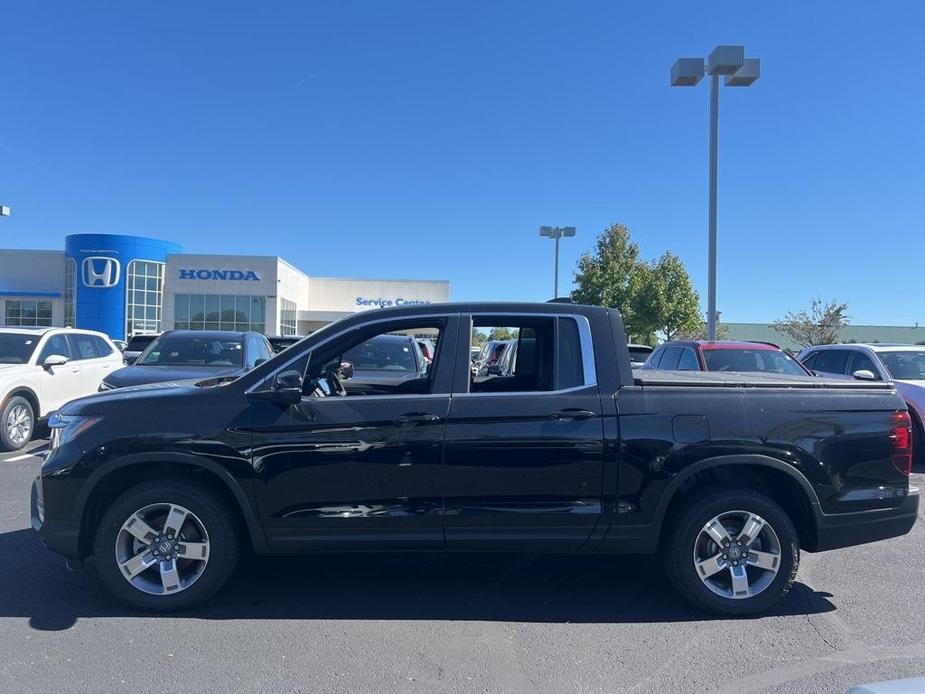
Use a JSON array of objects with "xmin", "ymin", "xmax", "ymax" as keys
[
  {"xmin": 31, "ymin": 476, "xmax": 82, "ymax": 560},
  {"xmin": 811, "ymin": 486, "xmax": 920, "ymax": 552}
]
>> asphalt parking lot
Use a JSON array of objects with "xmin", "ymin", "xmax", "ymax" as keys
[{"xmin": 1, "ymin": 441, "xmax": 923, "ymax": 694}]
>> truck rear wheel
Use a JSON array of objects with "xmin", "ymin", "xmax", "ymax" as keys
[
  {"xmin": 663, "ymin": 487, "xmax": 799, "ymax": 616},
  {"xmin": 93, "ymin": 478, "xmax": 240, "ymax": 611}
]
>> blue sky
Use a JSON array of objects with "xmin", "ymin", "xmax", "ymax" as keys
[{"xmin": 1, "ymin": 1, "xmax": 923, "ymax": 324}]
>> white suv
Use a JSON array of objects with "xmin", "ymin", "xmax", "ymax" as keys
[{"xmin": 0, "ymin": 327, "xmax": 123, "ymax": 451}]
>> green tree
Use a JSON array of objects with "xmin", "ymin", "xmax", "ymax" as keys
[
  {"xmin": 630, "ymin": 252, "xmax": 702, "ymax": 342},
  {"xmin": 571, "ymin": 223, "xmax": 641, "ymax": 331},
  {"xmin": 488, "ymin": 327, "xmax": 517, "ymax": 341},
  {"xmin": 772, "ymin": 298, "xmax": 849, "ymax": 347}
]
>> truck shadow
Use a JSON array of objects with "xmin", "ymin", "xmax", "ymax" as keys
[{"xmin": 0, "ymin": 529, "xmax": 835, "ymax": 632}]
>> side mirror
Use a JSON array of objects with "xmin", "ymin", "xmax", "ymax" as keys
[
  {"xmin": 273, "ymin": 369, "xmax": 304, "ymax": 404},
  {"xmin": 124, "ymin": 355, "xmax": 138, "ymax": 365},
  {"xmin": 852, "ymin": 369, "xmax": 877, "ymax": 381},
  {"xmin": 339, "ymin": 360, "xmax": 354, "ymax": 380},
  {"xmin": 254, "ymin": 358, "xmax": 268, "ymax": 367},
  {"xmin": 43, "ymin": 354, "xmax": 69, "ymax": 368}
]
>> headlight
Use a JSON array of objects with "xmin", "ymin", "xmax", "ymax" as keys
[{"xmin": 48, "ymin": 414, "xmax": 104, "ymax": 450}]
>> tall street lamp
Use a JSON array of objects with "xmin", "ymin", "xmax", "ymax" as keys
[
  {"xmin": 539, "ymin": 225, "xmax": 576, "ymax": 298},
  {"xmin": 671, "ymin": 45, "xmax": 760, "ymax": 340}
]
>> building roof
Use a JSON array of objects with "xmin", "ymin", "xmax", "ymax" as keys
[{"xmin": 723, "ymin": 323, "xmax": 925, "ymax": 351}]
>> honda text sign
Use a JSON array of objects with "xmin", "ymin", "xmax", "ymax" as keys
[
  {"xmin": 178, "ymin": 269, "xmax": 261, "ymax": 281},
  {"xmin": 82, "ymin": 257, "xmax": 121, "ymax": 288}
]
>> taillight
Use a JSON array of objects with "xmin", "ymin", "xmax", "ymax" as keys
[{"xmin": 889, "ymin": 410, "xmax": 913, "ymax": 475}]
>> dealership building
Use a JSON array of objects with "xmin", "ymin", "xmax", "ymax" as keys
[{"xmin": 0, "ymin": 234, "xmax": 450, "ymax": 340}]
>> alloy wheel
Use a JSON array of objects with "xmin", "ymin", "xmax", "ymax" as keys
[
  {"xmin": 692, "ymin": 509, "xmax": 782, "ymax": 599},
  {"xmin": 114, "ymin": 503, "xmax": 211, "ymax": 596},
  {"xmin": 6, "ymin": 404, "xmax": 33, "ymax": 446}
]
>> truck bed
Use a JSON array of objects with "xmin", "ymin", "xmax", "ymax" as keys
[{"xmin": 632, "ymin": 368, "xmax": 896, "ymax": 390}]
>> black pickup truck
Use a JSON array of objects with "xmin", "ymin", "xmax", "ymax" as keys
[{"xmin": 32, "ymin": 302, "xmax": 919, "ymax": 615}]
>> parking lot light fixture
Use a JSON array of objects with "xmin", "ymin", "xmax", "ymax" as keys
[
  {"xmin": 539, "ymin": 226, "xmax": 576, "ymax": 298},
  {"xmin": 671, "ymin": 45, "xmax": 760, "ymax": 340},
  {"xmin": 0, "ymin": 205, "xmax": 10, "ymax": 217}
]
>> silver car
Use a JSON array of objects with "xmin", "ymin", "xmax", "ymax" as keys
[{"xmin": 799, "ymin": 343, "xmax": 925, "ymax": 460}]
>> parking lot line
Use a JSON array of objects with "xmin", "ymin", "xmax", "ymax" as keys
[{"xmin": 3, "ymin": 453, "xmax": 36, "ymax": 462}]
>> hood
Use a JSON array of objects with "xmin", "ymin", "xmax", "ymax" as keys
[
  {"xmin": 103, "ymin": 364, "xmax": 245, "ymax": 389},
  {"xmin": 59, "ymin": 379, "xmax": 207, "ymax": 416}
]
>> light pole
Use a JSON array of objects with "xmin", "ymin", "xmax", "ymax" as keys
[
  {"xmin": 539, "ymin": 225, "xmax": 576, "ymax": 298},
  {"xmin": 671, "ymin": 46, "xmax": 760, "ymax": 340}
]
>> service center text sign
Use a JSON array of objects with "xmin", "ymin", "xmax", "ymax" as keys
[{"xmin": 356, "ymin": 296, "xmax": 431, "ymax": 308}]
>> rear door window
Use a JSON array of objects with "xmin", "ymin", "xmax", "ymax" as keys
[
  {"xmin": 91, "ymin": 336, "xmax": 113, "ymax": 357},
  {"xmin": 556, "ymin": 317, "xmax": 584, "ymax": 390},
  {"xmin": 68, "ymin": 334, "xmax": 100, "ymax": 360},
  {"xmin": 677, "ymin": 347, "xmax": 699, "ymax": 371}
]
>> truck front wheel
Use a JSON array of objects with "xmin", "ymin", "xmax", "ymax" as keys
[{"xmin": 663, "ymin": 487, "xmax": 800, "ymax": 616}]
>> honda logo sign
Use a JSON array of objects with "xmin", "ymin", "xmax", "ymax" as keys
[{"xmin": 82, "ymin": 257, "xmax": 121, "ymax": 288}]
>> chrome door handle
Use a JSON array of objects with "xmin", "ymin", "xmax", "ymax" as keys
[
  {"xmin": 393, "ymin": 413, "xmax": 442, "ymax": 426},
  {"xmin": 552, "ymin": 409, "xmax": 596, "ymax": 421}
]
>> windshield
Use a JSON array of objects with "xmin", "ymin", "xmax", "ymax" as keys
[
  {"xmin": 0, "ymin": 333, "xmax": 40, "ymax": 365},
  {"xmin": 344, "ymin": 338, "xmax": 417, "ymax": 372},
  {"xmin": 703, "ymin": 348, "xmax": 808, "ymax": 376},
  {"xmin": 137, "ymin": 335, "xmax": 244, "ymax": 367},
  {"xmin": 126, "ymin": 335, "xmax": 158, "ymax": 352},
  {"xmin": 878, "ymin": 351, "xmax": 925, "ymax": 380}
]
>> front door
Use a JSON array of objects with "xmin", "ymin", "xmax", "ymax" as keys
[
  {"xmin": 34, "ymin": 333, "xmax": 83, "ymax": 414},
  {"xmin": 250, "ymin": 315, "xmax": 459, "ymax": 551},
  {"xmin": 442, "ymin": 314, "xmax": 605, "ymax": 551}
]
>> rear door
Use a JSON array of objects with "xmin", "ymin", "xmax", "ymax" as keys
[
  {"xmin": 67, "ymin": 333, "xmax": 116, "ymax": 394},
  {"xmin": 442, "ymin": 313, "xmax": 604, "ymax": 551}
]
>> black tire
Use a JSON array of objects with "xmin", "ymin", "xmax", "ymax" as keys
[
  {"xmin": 0, "ymin": 395, "xmax": 35, "ymax": 452},
  {"xmin": 662, "ymin": 487, "xmax": 800, "ymax": 617},
  {"xmin": 94, "ymin": 478, "xmax": 240, "ymax": 611}
]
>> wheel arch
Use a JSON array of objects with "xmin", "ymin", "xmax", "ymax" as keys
[
  {"xmin": 2, "ymin": 387, "xmax": 41, "ymax": 419},
  {"xmin": 75, "ymin": 452, "xmax": 269, "ymax": 558},
  {"xmin": 655, "ymin": 454, "xmax": 822, "ymax": 551}
]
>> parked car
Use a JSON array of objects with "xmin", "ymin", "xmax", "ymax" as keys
[
  {"xmin": 645, "ymin": 340, "xmax": 813, "ymax": 376},
  {"xmin": 473, "ymin": 339, "xmax": 513, "ymax": 378},
  {"xmin": 266, "ymin": 335, "xmax": 305, "ymax": 354},
  {"xmin": 627, "ymin": 343, "xmax": 653, "ymax": 368},
  {"xmin": 112, "ymin": 339, "xmax": 128, "ymax": 353},
  {"xmin": 122, "ymin": 333, "xmax": 160, "ymax": 365},
  {"xmin": 0, "ymin": 327, "xmax": 122, "ymax": 450},
  {"xmin": 799, "ymin": 343, "xmax": 925, "ymax": 462},
  {"xmin": 33, "ymin": 302, "xmax": 917, "ymax": 615},
  {"xmin": 98, "ymin": 330, "xmax": 273, "ymax": 390},
  {"xmin": 340, "ymin": 334, "xmax": 429, "ymax": 396}
]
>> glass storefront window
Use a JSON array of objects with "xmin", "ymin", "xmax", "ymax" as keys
[
  {"xmin": 64, "ymin": 258, "xmax": 76, "ymax": 327},
  {"xmin": 126, "ymin": 260, "xmax": 165, "ymax": 336},
  {"xmin": 5, "ymin": 300, "xmax": 53, "ymax": 327},
  {"xmin": 280, "ymin": 298, "xmax": 297, "ymax": 336},
  {"xmin": 174, "ymin": 294, "xmax": 268, "ymax": 333}
]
